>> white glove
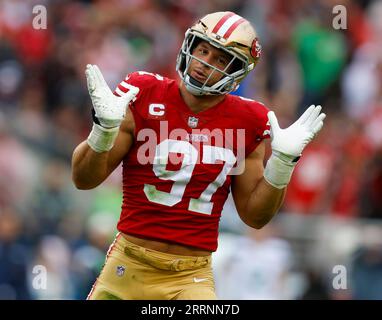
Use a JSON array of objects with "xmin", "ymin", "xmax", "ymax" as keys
[
  {"xmin": 86, "ymin": 64, "xmax": 139, "ymax": 128},
  {"xmin": 85, "ymin": 64, "xmax": 139, "ymax": 153},
  {"xmin": 264, "ymin": 105, "xmax": 326, "ymax": 189}
]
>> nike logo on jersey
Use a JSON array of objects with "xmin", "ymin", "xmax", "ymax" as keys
[
  {"xmin": 185, "ymin": 133, "xmax": 208, "ymax": 142},
  {"xmin": 193, "ymin": 277, "xmax": 208, "ymax": 283}
]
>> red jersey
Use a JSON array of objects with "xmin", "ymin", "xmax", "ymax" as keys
[{"xmin": 114, "ymin": 71, "xmax": 269, "ymax": 251}]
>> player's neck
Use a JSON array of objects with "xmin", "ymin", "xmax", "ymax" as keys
[{"xmin": 179, "ymin": 82, "xmax": 226, "ymax": 114}]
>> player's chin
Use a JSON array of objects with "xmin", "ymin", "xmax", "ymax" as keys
[
  {"xmin": 206, "ymin": 79, "xmax": 219, "ymax": 86},
  {"xmin": 197, "ymin": 76, "xmax": 218, "ymax": 87},
  {"xmin": 187, "ymin": 73, "xmax": 220, "ymax": 89}
]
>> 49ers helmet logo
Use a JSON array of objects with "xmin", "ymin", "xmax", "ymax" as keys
[{"xmin": 251, "ymin": 37, "xmax": 262, "ymax": 59}]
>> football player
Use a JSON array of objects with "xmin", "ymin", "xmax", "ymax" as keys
[{"xmin": 72, "ymin": 11, "xmax": 325, "ymax": 300}]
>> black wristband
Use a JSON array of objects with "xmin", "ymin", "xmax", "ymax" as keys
[
  {"xmin": 91, "ymin": 109, "xmax": 101, "ymax": 126},
  {"xmin": 292, "ymin": 156, "xmax": 301, "ymax": 163}
]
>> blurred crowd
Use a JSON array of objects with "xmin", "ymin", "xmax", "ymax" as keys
[{"xmin": 0, "ymin": 0, "xmax": 382, "ymax": 299}]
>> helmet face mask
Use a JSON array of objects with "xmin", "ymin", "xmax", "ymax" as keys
[
  {"xmin": 176, "ymin": 12, "xmax": 261, "ymax": 96},
  {"xmin": 177, "ymin": 30, "xmax": 248, "ymax": 95}
]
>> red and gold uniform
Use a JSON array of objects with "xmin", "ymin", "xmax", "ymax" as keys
[
  {"xmin": 87, "ymin": 72, "xmax": 269, "ymax": 300},
  {"xmin": 118, "ymin": 71, "xmax": 269, "ymax": 251},
  {"xmin": 87, "ymin": 11, "xmax": 269, "ymax": 300}
]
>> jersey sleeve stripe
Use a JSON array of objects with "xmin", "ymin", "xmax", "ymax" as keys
[
  {"xmin": 119, "ymin": 81, "xmax": 131, "ymax": 89},
  {"xmin": 115, "ymin": 87, "xmax": 126, "ymax": 96}
]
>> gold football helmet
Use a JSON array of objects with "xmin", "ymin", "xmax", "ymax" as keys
[{"xmin": 176, "ymin": 11, "xmax": 261, "ymax": 95}]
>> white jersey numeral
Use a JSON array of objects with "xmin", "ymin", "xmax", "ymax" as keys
[
  {"xmin": 143, "ymin": 139, "xmax": 236, "ymax": 215},
  {"xmin": 144, "ymin": 140, "xmax": 197, "ymax": 206},
  {"xmin": 189, "ymin": 146, "xmax": 236, "ymax": 214}
]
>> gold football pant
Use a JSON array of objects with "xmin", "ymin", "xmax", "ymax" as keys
[{"xmin": 87, "ymin": 233, "xmax": 217, "ymax": 300}]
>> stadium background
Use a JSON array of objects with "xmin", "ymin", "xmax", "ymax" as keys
[{"xmin": 0, "ymin": 0, "xmax": 382, "ymax": 299}]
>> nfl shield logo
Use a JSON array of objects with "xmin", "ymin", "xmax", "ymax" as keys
[
  {"xmin": 188, "ymin": 116, "xmax": 199, "ymax": 128},
  {"xmin": 116, "ymin": 265, "xmax": 125, "ymax": 277}
]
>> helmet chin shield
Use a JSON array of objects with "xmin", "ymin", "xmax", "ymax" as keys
[{"xmin": 176, "ymin": 30, "xmax": 252, "ymax": 96}]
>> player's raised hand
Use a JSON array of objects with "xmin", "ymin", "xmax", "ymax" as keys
[
  {"xmin": 86, "ymin": 64, "xmax": 139, "ymax": 128},
  {"xmin": 267, "ymin": 105, "xmax": 326, "ymax": 159},
  {"xmin": 264, "ymin": 105, "xmax": 326, "ymax": 189}
]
